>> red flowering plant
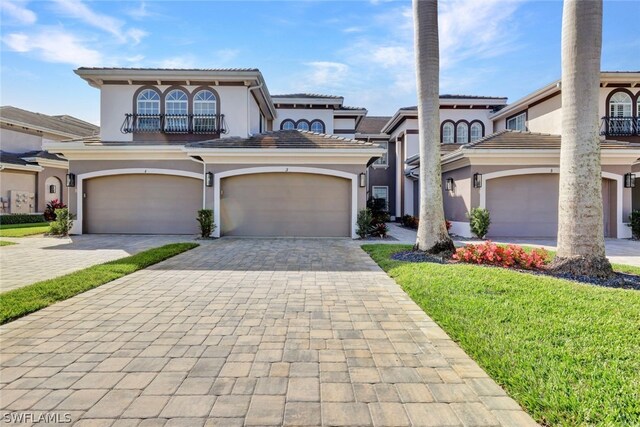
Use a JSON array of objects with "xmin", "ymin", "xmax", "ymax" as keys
[
  {"xmin": 44, "ymin": 199, "xmax": 66, "ymax": 221},
  {"xmin": 452, "ymin": 241, "xmax": 550, "ymax": 270}
]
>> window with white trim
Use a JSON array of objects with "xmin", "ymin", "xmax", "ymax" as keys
[
  {"xmin": 136, "ymin": 89, "xmax": 160, "ymax": 130},
  {"xmin": 281, "ymin": 120, "xmax": 295, "ymax": 130},
  {"xmin": 373, "ymin": 141, "xmax": 388, "ymax": 166},
  {"xmin": 297, "ymin": 121, "xmax": 310, "ymax": 131},
  {"xmin": 165, "ymin": 89, "xmax": 188, "ymax": 132},
  {"xmin": 193, "ymin": 90, "xmax": 217, "ymax": 133},
  {"xmin": 609, "ymin": 92, "xmax": 632, "ymax": 117},
  {"xmin": 506, "ymin": 112, "xmax": 526, "ymax": 131},
  {"xmin": 372, "ymin": 186, "xmax": 389, "ymax": 211},
  {"xmin": 310, "ymin": 120, "xmax": 324, "ymax": 133},
  {"xmin": 442, "ymin": 122, "xmax": 454, "ymax": 143},
  {"xmin": 470, "ymin": 122, "xmax": 483, "ymax": 142},
  {"xmin": 456, "ymin": 122, "xmax": 468, "ymax": 143}
]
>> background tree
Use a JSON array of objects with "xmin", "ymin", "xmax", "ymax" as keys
[
  {"xmin": 551, "ymin": 0, "xmax": 613, "ymax": 277},
  {"xmin": 412, "ymin": 0, "xmax": 454, "ymax": 253}
]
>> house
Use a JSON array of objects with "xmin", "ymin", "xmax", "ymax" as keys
[
  {"xmin": 398, "ymin": 72, "xmax": 640, "ymax": 238},
  {"xmin": 44, "ymin": 68, "xmax": 384, "ymax": 237},
  {"xmin": 0, "ymin": 106, "xmax": 98, "ymax": 214}
]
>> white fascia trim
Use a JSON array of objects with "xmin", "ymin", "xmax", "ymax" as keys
[
  {"xmin": 442, "ymin": 149, "xmax": 640, "ymax": 165},
  {"xmin": 479, "ymin": 167, "xmax": 628, "ymax": 239},
  {"xmin": 213, "ymin": 166, "xmax": 359, "ymax": 239},
  {"xmin": 489, "ymin": 81, "xmax": 560, "ymax": 120},
  {"xmin": 381, "ymin": 111, "xmax": 414, "ymax": 134},
  {"xmin": 73, "ymin": 168, "xmax": 203, "ymax": 235},
  {"xmin": 334, "ymin": 109, "xmax": 367, "ymax": 115},
  {"xmin": 273, "ymin": 97, "xmax": 344, "ymax": 106},
  {"xmin": 184, "ymin": 148, "xmax": 385, "ymax": 156},
  {"xmin": 0, "ymin": 163, "xmax": 43, "ymax": 172},
  {"xmin": 22, "ymin": 158, "xmax": 68, "ymax": 169}
]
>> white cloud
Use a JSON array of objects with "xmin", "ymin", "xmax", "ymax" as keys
[
  {"xmin": 52, "ymin": 0, "xmax": 147, "ymax": 44},
  {"xmin": 126, "ymin": 1, "xmax": 152, "ymax": 20},
  {"xmin": 304, "ymin": 61, "xmax": 350, "ymax": 88},
  {"xmin": 0, "ymin": 0, "xmax": 37, "ymax": 25},
  {"xmin": 3, "ymin": 28, "xmax": 102, "ymax": 66}
]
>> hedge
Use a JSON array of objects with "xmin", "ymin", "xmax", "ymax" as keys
[{"xmin": 0, "ymin": 214, "xmax": 46, "ymax": 225}]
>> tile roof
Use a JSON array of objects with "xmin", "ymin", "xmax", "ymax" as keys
[
  {"xmin": 0, "ymin": 150, "xmax": 66, "ymax": 166},
  {"xmin": 272, "ymin": 93, "xmax": 343, "ymax": 99},
  {"xmin": 187, "ymin": 130, "xmax": 381, "ymax": 150},
  {"xmin": 464, "ymin": 130, "xmax": 640, "ymax": 150},
  {"xmin": 356, "ymin": 116, "xmax": 392, "ymax": 135},
  {"xmin": 0, "ymin": 106, "xmax": 99, "ymax": 138},
  {"xmin": 0, "ymin": 151, "xmax": 30, "ymax": 166},
  {"xmin": 76, "ymin": 67, "xmax": 259, "ymax": 72}
]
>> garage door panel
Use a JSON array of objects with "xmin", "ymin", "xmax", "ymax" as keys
[
  {"xmin": 221, "ymin": 173, "xmax": 351, "ymax": 237},
  {"xmin": 85, "ymin": 174, "xmax": 201, "ymax": 234}
]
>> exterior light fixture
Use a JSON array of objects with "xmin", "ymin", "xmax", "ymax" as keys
[
  {"xmin": 66, "ymin": 173, "xmax": 76, "ymax": 187},
  {"xmin": 473, "ymin": 173, "xmax": 483, "ymax": 188},
  {"xmin": 359, "ymin": 172, "xmax": 366, "ymax": 188},
  {"xmin": 445, "ymin": 177, "xmax": 454, "ymax": 191},
  {"xmin": 205, "ymin": 172, "xmax": 214, "ymax": 187},
  {"xmin": 49, "ymin": 185, "xmax": 56, "ymax": 194},
  {"xmin": 624, "ymin": 173, "xmax": 636, "ymax": 188}
]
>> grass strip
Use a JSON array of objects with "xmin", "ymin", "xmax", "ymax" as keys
[
  {"xmin": 0, "ymin": 223, "xmax": 51, "ymax": 237},
  {"xmin": 0, "ymin": 242, "xmax": 198, "ymax": 324},
  {"xmin": 362, "ymin": 243, "xmax": 640, "ymax": 426}
]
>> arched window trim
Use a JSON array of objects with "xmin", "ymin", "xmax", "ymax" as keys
[
  {"xmin": 193, "ymin": 89, "xmax": 217, "ymax": 115},
  {"xmin": 134, "ymin": 86, "xmax": 161, "ymax": 115},
  {"xmin": 296, "ymin": 119, "xmax": 311, "ymax": 131},
  {"xmin": 440, "ymin": 120, "xmax": 455, "ymax": 143},
  {"xmin": 455, "ymin": 120, "xmax": 470, "ymax": 143},
  {"xmin": 469, "ymin": 120, "xmax": 485, "ymax": 142},
  {"xmin": 280, "ymin": 119, "xmax": 296, "ymax": 130},
  {"xmin": 310, "ymin": 120, "xmax": 325, "ymax": 133},
  {"xmin": 606, "ymin": 89, "xmax": 633, "ymax": 117}
]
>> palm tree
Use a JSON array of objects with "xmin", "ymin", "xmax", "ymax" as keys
[
  {"xmin": 412, "ymin": 0, "xmax": 454, "ymax": 253},
  {"xmin": 552, "ymin": 0, "xmax": 613, "ymax": 277}
]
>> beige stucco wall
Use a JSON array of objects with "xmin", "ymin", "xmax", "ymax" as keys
[
  {"xmin": 442, "ymin": 166, "xmax": 472, "ymax": 222},
  {"xmin": 527, "ymin": 94, "xmax": 562, "ymax": 134},
  {"xmin": 37, "ymin": 167, "xmax": 68, "ymax": 212},
  {"xmin": 0, "ymin": 128, "xmax": 43, "ymax": 153},
  {"xmin": 0, "ymin": 170, "xmax": 37, "ymax": 212}
]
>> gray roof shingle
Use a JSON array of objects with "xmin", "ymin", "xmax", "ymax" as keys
[
  {"xmin": 356, "ymin": 116, "xmax": 392, "ymax": 135},
  {"xmin": 0, "ymin": 106, "xmax": 99, "ymax": 138},
  {"xmin": 464, "ymin": 130, "xmax": 640, "ymax": 150}
]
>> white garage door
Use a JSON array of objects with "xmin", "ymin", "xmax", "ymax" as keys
[
  {"xmin": 220, "ymin": 172, "xmax": 351, "ymax": 237},
  {"xmin": 84, "ymin": 174, "xmax": 201, "ymax": 234}
]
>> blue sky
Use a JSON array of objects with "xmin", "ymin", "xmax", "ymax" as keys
[{"xmin": 1, "ymin": 0, "xmax": 638, "ymax": 125}]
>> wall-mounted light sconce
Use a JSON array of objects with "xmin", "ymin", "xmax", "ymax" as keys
[
  {"xmin": 624, "ymin": 173, "xmax": 636, "ymax": 188},
  {"xmin": 445, "ymin": 177, "xmax": 454, "ymax": 192},
  {"xmin": 66, "ymin": 173, "xmax": 76, "ymax": 187},
  {"xmin": 205, "ymin": 172, "xmax": 214, "ymax": 187},
  {"xmin": 49, "ymin": 185, "xmax": 56, "ymax": 194},
  {"xmin": 359, "ymin": 172, "xmax": 366, "ymax": 188},
  {"xmin": 473, "ymin": 173, "xmax": 483, "ymax": 188}
]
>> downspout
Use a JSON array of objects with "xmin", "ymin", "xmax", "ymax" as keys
[{"xmin": 247, "ymin": 83, "xmax": 263, "ymax": 136}]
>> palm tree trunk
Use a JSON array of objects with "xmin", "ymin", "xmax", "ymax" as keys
[
  {"xmin": 552, "ymin": 0, "xmax": 613, "ymax": 277},
  {"xmin": 413, "ymin": 0, "xmax": 454, "ymax": 254}
]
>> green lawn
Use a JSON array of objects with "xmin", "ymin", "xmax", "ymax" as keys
[
  {"xmin": 0, "ymin": 242, "xmax": 198, "ymax": 324},
  {"xmin": 0, "ymin": 222, "xmax": 51, "ymax": 237},
  {"xmin": 0, "ymin": 241, "xmax": 16, "ymax": 247},
  {"xmin": 362, "ymin": 244, "xmax": 640, "ymax": 427}
]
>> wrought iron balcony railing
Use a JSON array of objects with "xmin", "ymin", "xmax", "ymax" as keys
[
  {"xmin": 600, "ymin": 116, "xmax": 638, "ymax": 137},
  {"xmin": 121, "ymin": 114, "xmax": 226, "ymax": 134}
]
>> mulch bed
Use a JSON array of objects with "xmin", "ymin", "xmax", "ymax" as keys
[{"xmin": 390, "ymin": 250, "xmax": 640, "ymax": 291}]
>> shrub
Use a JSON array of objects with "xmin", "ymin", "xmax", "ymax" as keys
[
  {"xmin": 43, "ymin": 199, "xmax": 66, "ymax": 221},
  {"xmin": 197, "ymin": 209, "xmax": 216, "ymax": 238},
  {"xmin": 401, "ymin": 215, "xmax": 419, "ymax": 229},
  {"xmin": 453, "ymin": 241, "xmax": 550, "ymax": 270},
  {"xmin": 48, "ymin": 208, "xmax": 74, "ymax": 237},
  {"xmin": 0, "ymin": 214, "xmax": 45, "ymax": 225},
  {"xmin": 367, "ymin": 197, "xmax": 390, "ymax": 224},
  {"xmin": 468, "ymin": 207, "xmax": 491, "ymax": 239},
  {"xmin": 356, "ymin": 208, "xmax": 373, "ymax": 239},
  {"xmin": 629, "ymin": 210, "xmax": 640, "ymax": 240},
  {"xmin": 370, "ymin": 222, "xmax": 389, "ymax": 238}
]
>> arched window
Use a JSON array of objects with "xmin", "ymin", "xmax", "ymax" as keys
[
  {"xmin": 136, "ymin": 89, "xmax": 160, "ymax": 131},
  {"xmin": 470, "ymin": 122, "xmax": 483, "ymax": 142},
  {"xmin": 297, "ymin": 121, "xmax": 310, "ymax": 131},
  {"xmin": 310, "ymin": 120, "xmax": 324, "ymax": 133},
  {"xmin": 165, "ymin": 89, "xmax": 188, "ymax": 132},
  {"xmin": 193, "ymin": 90, "xmax": 217, "ymax": 133},
  {"xmin": 442, "ymin": 122, "xmax": 454, "ymax": 143},
  {"xmin": 608, "ymin": 91, "xmax": 633, "ymax": 135},
  {"xmin": 456, "ymin": 122, "xmax": 468, "ymax": 143},
  {"xmin": 281, "ymin": 120, "xmax": 295, "ymax": 130}
]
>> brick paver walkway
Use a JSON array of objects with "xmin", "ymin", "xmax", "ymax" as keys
[
  {"xmin": 0, "ymin": 239, "xmax": 538, "ymax": 426},
  {"xmin": 0, "ymin": 235, "xmax": 195, "ymax": 292}
]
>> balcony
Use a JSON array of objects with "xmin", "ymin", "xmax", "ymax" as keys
[
  {"xmin": 600, "ymin": 116, "xmax": 639, "ymax": 137},
  {"xmin": 121, "ymin": 114, "xmax": 226, "ymax": 134}
]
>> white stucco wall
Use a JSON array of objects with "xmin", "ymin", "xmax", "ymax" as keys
[
  {"xmin": 273, "ymin": 109, "xmax": 334, "ymax": 134},
  {"xmin": 527, "ymin": 94, "xmax": 562, "ymax": 134},
  {"xmin": 334, "ymin": 118, "xmax": 356, "ymax": 132},
  {"xmin": 249, "ymin": 94, "xmax": 261, "ymax": 135},
  {"xmin": 99, "ymin": 84, "xmax": 252, "ymax": 141},
  {"xmin": 0, "ymin": 128, "xmax": 43, "ymax": 153}
]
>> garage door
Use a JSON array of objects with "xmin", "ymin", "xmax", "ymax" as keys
[
  {"xmin": 486, "ymin": 174, "xmax": 613, "ymax": 238},
  {"xmin": 220, "ymin": 172, "xmax": 351, "ymax": 237},
  {"xmin": 84, "ymin": 174, "xmax": 201, "ymax": 234}
]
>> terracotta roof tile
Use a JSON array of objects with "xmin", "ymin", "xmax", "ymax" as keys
[{"xmin": 464, "ymin": 130, "xmax": 640, "ymax": 150}]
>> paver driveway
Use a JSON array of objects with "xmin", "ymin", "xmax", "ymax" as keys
[
  {"xmin": 0, "ymin": 235, "xmax": 195, "ymax": 292},
  {"xmin": 0, "ymin": 239, "xmax": 537, "ymax": 426}
]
